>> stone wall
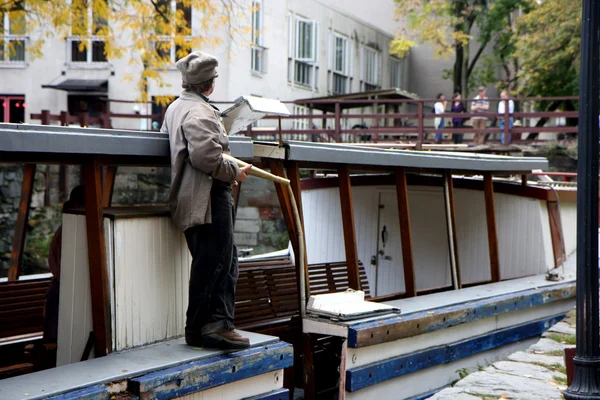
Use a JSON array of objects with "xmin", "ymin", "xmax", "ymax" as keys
[
  {"xmin": 0, "ymin": 165, "xmax": 67, "ymax": 278},
  {"xmin": 234, "ymin": 176, "xmax": 288, "ymax": 256},
  {"xmin": 0, "ymin": 165, "xmax": 286, "ymax": 277},
  {"xmin": 111, "ymin": 167, "xmax": 171, "ymax": 205}
]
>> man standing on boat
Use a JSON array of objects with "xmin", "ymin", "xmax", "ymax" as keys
[{"xmin": 162, "ymin": 51, "xmax": 253, "ymax": 350}]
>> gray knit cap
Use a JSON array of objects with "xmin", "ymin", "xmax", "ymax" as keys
[{"xmin": 176, "ymin": 51, "xmax": 219, "ymax": 85}]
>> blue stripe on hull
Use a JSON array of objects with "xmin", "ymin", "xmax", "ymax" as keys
[
  {"xmin": 129, "ymin": 341, "xmax": 293, "ymax": 399},
  {"xmin": 243, "ymin": 388, "xmax": 290, "ymax": 400},
  {"xmin": 345, "ymin": 313, "xmax": 565, "ymax": 392},
  {"xmin": 47, "ymin": 385, "xmax": 110, "ymax": 400},
  {"xmin": 347, "ymin": 282, "xmax": 574, "ymax": 348}
]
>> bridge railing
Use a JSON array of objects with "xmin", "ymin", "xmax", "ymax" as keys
[{"xmin": 30, "ymin": 96, "xmax": 579, "ymax": 148}]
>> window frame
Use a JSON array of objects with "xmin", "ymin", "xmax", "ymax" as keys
[
  {"xmin": 288, "ymin": 14, "xmax": 318, "ymax": 90},
  {"xmin": 328, "ymin": 32, "xmax": 350, "ymax": 95},
  {"xmin": 251, "ymin": 0, "xmax": 266, "ymax": 74},
  {"xmin": 0, "ymin": 95, "xmax": 26, "ymax": 123},
  {"xmin": 153, "ymin": 0, "xmax": 193, "ymax": 65},
  {"xmin": 390, "ymin": 57, "xmax": 402, "ymax": 88},
  {"xmin": 0, "ymin": 8, "xmax": 28, "ymax": 65},
  {"xmin": 67, "ymin": 0, "xmax": 109, "ymax": 66},
  {"xmin": 362, "ymin": 45, "xmax": 381, "ymax": 91}
]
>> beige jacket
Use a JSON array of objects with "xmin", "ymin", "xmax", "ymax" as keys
[{"xmin": 162, "ymin": 90, "xmax": 241, "ymax": 231}]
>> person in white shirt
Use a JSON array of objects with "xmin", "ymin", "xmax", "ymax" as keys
[
  {"xmin": 434, "ymin": 93, "xmax": 447, "ymax": 144},
  {"xmin": 498, "ymin": 90, "xmax": 515, "ymax": 144}
]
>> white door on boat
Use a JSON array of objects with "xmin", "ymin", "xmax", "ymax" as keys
[
  {"xmin": 375, "ymin": 191, "xmax": 406, "ymax": 296},
  {"xmin": 374, "ymin": 188, "xmax": 453, "ymax": 297}
]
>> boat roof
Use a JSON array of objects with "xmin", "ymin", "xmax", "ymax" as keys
[
  {"xmin": 0, "ymin": 123, "xmax": 254, "ymax": 164},
  {"xmin": 0, "ymin": 123, "xmax": 548, "ymax": 173},
  {"xmin": 254, "ymin": 141, "xmax": 548, "ymax": 174}
]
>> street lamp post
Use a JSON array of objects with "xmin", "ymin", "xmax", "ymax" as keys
[{"xmin": 564, "ymin": 0, "xmax": 600, "ymax": 398}]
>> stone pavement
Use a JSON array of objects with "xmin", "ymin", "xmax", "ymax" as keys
[{"xmin": 429, "ymin": 309, "xmax": 576, "ymax": 400}]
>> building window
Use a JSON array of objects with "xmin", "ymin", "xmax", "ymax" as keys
[
  {"xmin": 292, "ymin": 105, "xmax": 309, "ymax": 130},
  {"xmin": 288, "ymin": 15, "xmax": 318, "ymax": 89},
  {"xmin": 390, "ymin": 57, "xmax": 402, "ymax": 88},
  {"xmin": 0, "ymin": 5, "xmax": 27, "ymax": 63},
  {"xmin": 68, "ymin": 0, "xmax": 108, "ymax": 64},
  {"xmin": 251, "ymin": 0, "xmax": 266, "ymax": 74},
  {"xmin": 328, "ymin": 33, "xmax": 350, "ymax": 94},
  {"xmin": 154, "ymin": 0, "xmax": 192, "ymax": 64},
  {"xmin": 0, "ymin": 95, "xmax": 25, "ymax": 123},
  {"xmin": 362, "ymin": 46, "xmax": 381, "ymax": 91}
]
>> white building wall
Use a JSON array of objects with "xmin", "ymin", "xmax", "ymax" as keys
[{"xmin": 0, "ymin": 0, "xmax": 408, "ymax": 128}]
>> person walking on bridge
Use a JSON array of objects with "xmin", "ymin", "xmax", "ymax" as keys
[{"xmin": 162, "ymin": 51, "xmax": 253, "ymax": 350}]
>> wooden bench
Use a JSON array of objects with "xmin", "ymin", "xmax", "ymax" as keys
[
  {"xmin": 235, "ymin": 258, "xmax": 299, "ymax": 336},
  {"xmin": 0, "ymin": 277, "xmax": 52, "ymax": 379},
  {"xmin": 308, "ymin": 261, "xmax": 370, "ymax": 298},
  {"xmin": 235, "ymin": 259, "xmax": 370, "ymax": 334},
  {"xmin": 0, "ymin": 277, "xmax": 51, "ymax": 344}
]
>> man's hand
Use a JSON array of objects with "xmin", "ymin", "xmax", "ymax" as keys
[{"xmin": 236, "ymin": 164, "xmax": 253, "ymax": 183}]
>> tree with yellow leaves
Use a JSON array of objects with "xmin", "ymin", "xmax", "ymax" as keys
[{"xmin": 0, "ymin": 0, "xmax": 252, "ymax": 103}]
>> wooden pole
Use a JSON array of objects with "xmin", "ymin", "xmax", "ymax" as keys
[
  {"xmin": 83, "ymin": 159, "xmax": 111, "ymax": 357},
  {"xmin": 8, "ymin": 164, "xmax": 36, "ymax": 281},
  {"xmin": 101, "ymin": 166, "xmax": 118, "ymax": 208},
  {"xmin": 223, "ymin": 153, "xmax": 289, "ymax": 185},
  {"xmin": 483, "ymin": 173, "xmax": 500, "ymax": 282},
  {"xmin": 395, "ymin": 168, "xmax": 416, "ymax": 297},
  {"xmin": 268, "ymin": 160, "xmax": 299, "ymax": 259},
  {"xmin": 287, "ymin": 161, "xmax": 309, "ymax": 300},
  {"xmin": 443, "ymin": 171, "xmax": 461, "ymax": 289},
  {"xmin": 334, "ymin": 102, "xmax": 341, "ymax": 142},
  {"xmin": 287, "ymin": 162, "xmax": 304, "ymax": 224},
  {"xmin": 338, "ymin": 166, "xmax": 360, "ymax": 290}
]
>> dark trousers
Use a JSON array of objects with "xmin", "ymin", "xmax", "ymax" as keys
[
  {"xmin": 184, "ymin": 181, "xmax": 238, "ymax": 337},
  {"xmin": 453, "ymin": 120, "xmax": 464, "ymax": 144},
  {"xmin": 43, "ymin": 278, "xmax": 60, "ymax": 343}
]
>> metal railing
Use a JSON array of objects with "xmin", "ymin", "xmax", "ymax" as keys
[
  {"xmin": 29, "ymin": 96, "xmax": 581, "ymax": 149},
  {"xmin": 241, "ymin": 96, "xmax": 580, "ymax": 147}
]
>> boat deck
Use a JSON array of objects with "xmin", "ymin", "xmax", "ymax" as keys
[
  {"xmin": 304, "ymin": 253, "xmax": 576, "ymax": 339},
  {"xmin": 0, "ymin": 331, "xmax": 292, "ymax": 400}
]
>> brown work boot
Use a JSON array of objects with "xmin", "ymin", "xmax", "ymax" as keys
[{"xmin": 202, "ymin": 330, "xmax": 250, "ymax": 350}]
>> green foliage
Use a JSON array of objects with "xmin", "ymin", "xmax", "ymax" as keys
[
  {"xmin": 468, "ymin": 55, "xmax": 496, "ymax": 93},
  {"xmin": 392, "ymin": 0, "xmax": 524, "ymax": 94},
  {"xmin": 552, "ymin": 364, "xmax": 567, "ymax": 375},
  {"xmin": 514, "ymin": 0, "xmax": 581, "ymax": 97},
  {"xmin": 546, "ymin": 333, "xmax": 577, "ymax": 345},
  {"xmin": 22, "ymin": 204, "xmax": 62, "ymax": 275},
  {"xmin": 458, "ymin": 367, "xmax": 471, "ymax": 379},
  {"xmin": 553, "ymin": 375, "xmax": 568, "ymax": 385}
]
